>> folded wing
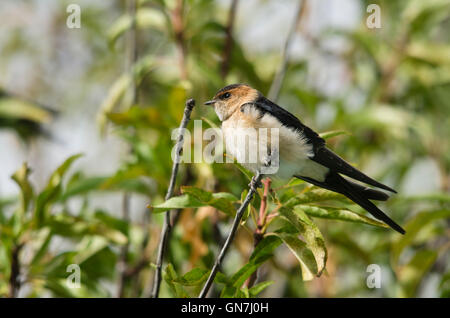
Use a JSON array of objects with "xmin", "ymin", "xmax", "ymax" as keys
[{"xmin": 251, "ymin": 96, "xmax": 396, "ymax": 193}]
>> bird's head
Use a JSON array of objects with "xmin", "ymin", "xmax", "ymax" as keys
[{"xmin": 204, "ymin": 83, "xmax": 260, "ymax": 121}]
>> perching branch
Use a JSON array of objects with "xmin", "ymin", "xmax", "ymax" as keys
[
  {"xmin": 199, "ymin": 172, "xmax": 263, "ymax": 298},
  {"xmin": 221, "ymin": 0, "xmax": 239, "ymax": 78},
  {"xmin": 268, "ymin": 0, "xmax": 307, "ymax": 102},
  {"xmin": 151, "ymin": 98, "xmax": 196, "ymax": 298}
]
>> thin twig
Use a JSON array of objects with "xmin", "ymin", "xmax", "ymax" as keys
[
  {"xmin": 245, "ymin": 178, "xmax": 271, "ymax": 288},
  {"xmin": 9, "ymin": 243, "xmax": 23, "ymax": 298},
  {"xmin": 221, "ymin": 0, "xmax": 239, "ymax": 78},
  {"xmin": 151, "ymin": 98, "xmax": 196, "ymax": 298},
  {"xmin": 199, "ymin": 172, "xmax": 263, "ymax": 298},
  {"xmin": 257, "ymin": 178, "xmax": 271, "ymax": 231},
  {"xmin": 268, "ymin": 0, "xmax": 307, "ymax": 102}
]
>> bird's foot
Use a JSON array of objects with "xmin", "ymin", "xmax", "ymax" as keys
[{"xmin": 249, "ymin": 174, "xmax": 263, "ymax": 190}]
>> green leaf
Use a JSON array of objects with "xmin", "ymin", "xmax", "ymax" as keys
[
  {"xmin": 319, "ymin": 130, "xmax": 349, "ymax": 140},
  {"xmin": 101, "ymin": 166, "xmax": 155, "ymax": 195},
  {"xmin": 391, "ymin": 210, "xmax": 450, "ymax": 266},
  {"xmin": 224, "ymin": 236, "xmax": 282, "ymax": 293},
  {"xmin": 0, "ymin": 98, "xmax": 53, "ymax": 123},
  {"xmin": 439, "ymin": 272, "xmax": 450, "ymax": 298},
  {"xmin": 173, "ymin": 268, "xmax": 210, "ymax": 286},
  {"xmin": 405, "ymin": 0, "xmax": 450, "ymax": 35},
  {"xmin": 395, "ymin": 193, "xmax": 450, "ymax": 204},
  {"xmin": 248, "ymin": 281, "xmax": 273, "ymax": 297},
  {"xmin": 274, "ymin": 232, "xmax": 317, "ymax": 281},
  {"xmin": 298, "ymin": 205, "xmax": 389, "ymax": 228},
  {"xmin": 214, "ymin": 272, "xmax": 229, "ymax": 285},
  {"xmin": 108, "ymin": 8, "xmax": 168, "ymax": 44},
  {"xmin": 164, "ymin": 263, "xmax": 189, "ymax": 298},
  {"xmin": 220, "ymin": 286, "xmax": 249, "ymax": 298},
  {"xmin": 11, "ymin": 163, "xmax": 33, "ymax": 214},
  {"xmin": 152, "ymin": 194, "xmax": 203, "ymax": 212},
  {"xmin": 73, "ymin": 236, "xmax": 110, "ymax": 265},
  {"xmin": 278, "ymin": 206, "xmax": 327, "ymax": 279},
  {"xmin": 398, "ymin": 249, "xmax": 438, "ymax": 297},
  {"xmin": 151, "ymin": 187, "xmax": 238, "ymax": 215},
  {"xmin": 283, "ymin": 188, "xmax": 348, "ymax": 208},
  {"xmin": 181, "ymin": 186, "xmax": 213, "ymax": 202},
  {"xmin": 182, "ymin": 186, "xmax": 238, "ymax": 215},
  {"xmin": 98, "ymin": 56, "xmax": 156, "ymax": 134},
  {"xmin": 218, "ymin": 237, "xmax": 281, "ymax": 297},
  {"xmin": 34, "ymin": 154, "xmax": 83, "ymax": 227},
  {"xmin": 77, "ymin": 244, "xmax": 117, "ymax": 282},
  {"xmin": 233, "ymin": 161, "xmax": 253, "ymax": 181},
  {"xmin": 59, "ymin": 176, "xmax": 107, "ymax": 201},
  {"xmin": 46, "ymin": 214, "xmax": 127, "ymax": 245},
  {"xmin": 60, "ymin": 170, "xmax": 154, "ymax": 201},
  {"xmin": 48, "ymin": 154, "xmax": 83, "ymax": 190},
  {"xmin": 406, "ymin": 42, "xmax": 450, "ymax": 66},
  {"xmin": 98, "ymin": 76, "xmax": 131, "ymax": 133},
  {"xmin": 30, "ymin": 227, "xmax": 52, "ymax": 266},
  {"xmin": 93, "ymin": 211, "xmax": 129, "ymax": 236},
  {"xmin": 44, "ymin": 278, "xmax": 89, "ymax": 298}
]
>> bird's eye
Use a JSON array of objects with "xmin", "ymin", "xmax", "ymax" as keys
[{"xmin": 221, "ymin": 92, "xmax": 231, "ymax": 99}]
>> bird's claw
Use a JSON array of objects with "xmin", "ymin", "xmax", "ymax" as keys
[{"xmin": 249, "ymin": 175, "xmax": 262, "ymax": 190}]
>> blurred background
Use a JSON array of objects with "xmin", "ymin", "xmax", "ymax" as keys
[{"xmin": 0, "ymin": 0, "xmax": 449, "ymax": 298}]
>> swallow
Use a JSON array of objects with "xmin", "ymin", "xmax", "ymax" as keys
[{"xmin": 205, "ymin": 83, "xmax": 405, "ymax": 234}]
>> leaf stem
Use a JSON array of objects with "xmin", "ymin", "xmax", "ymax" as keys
[
  {"xmin": 246, "ymin": 178, "xmax": 271, "ymax": 288},
  {"xmin": 257, "ymin": 178, "xmax": 271, "ymax": 231}
]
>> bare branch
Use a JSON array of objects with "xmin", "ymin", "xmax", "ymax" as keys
[
  {"xmin": 199, "ymin": 172, "xmax": 263, "ymax": 298},
  {"xmin": 151, "ymin": 98, "xmax": 196, "ymax": 298},
  {"xmin": 268, "ymin": 0, "xmax": 307, "ymax": 102}
]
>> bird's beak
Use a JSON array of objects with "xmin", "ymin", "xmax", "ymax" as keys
[{"xmin": 204, "ymin": 100, "xmax": 216, "ymax": 106}]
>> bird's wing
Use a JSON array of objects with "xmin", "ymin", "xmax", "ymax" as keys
[
  {"xmin": 249, "ymin": 96, "xmax": 396, "ymax": 193},
  {"xmin": 249, "ymin": 96, "xmax": 325, "ymax": 148}
]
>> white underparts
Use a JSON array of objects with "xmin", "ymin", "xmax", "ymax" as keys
[{"xmin": 222, "ymin": 108, "xmax": 329, "ymax": 181}]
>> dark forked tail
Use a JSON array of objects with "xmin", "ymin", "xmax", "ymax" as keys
[{"xmin": 296, "ymin": 172, "xmax": 405, "ymax": 234}]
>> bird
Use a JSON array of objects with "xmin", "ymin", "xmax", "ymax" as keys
[{"xmin": 204, "ymin": 83, "xmax": 405, "ymax": 234}]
